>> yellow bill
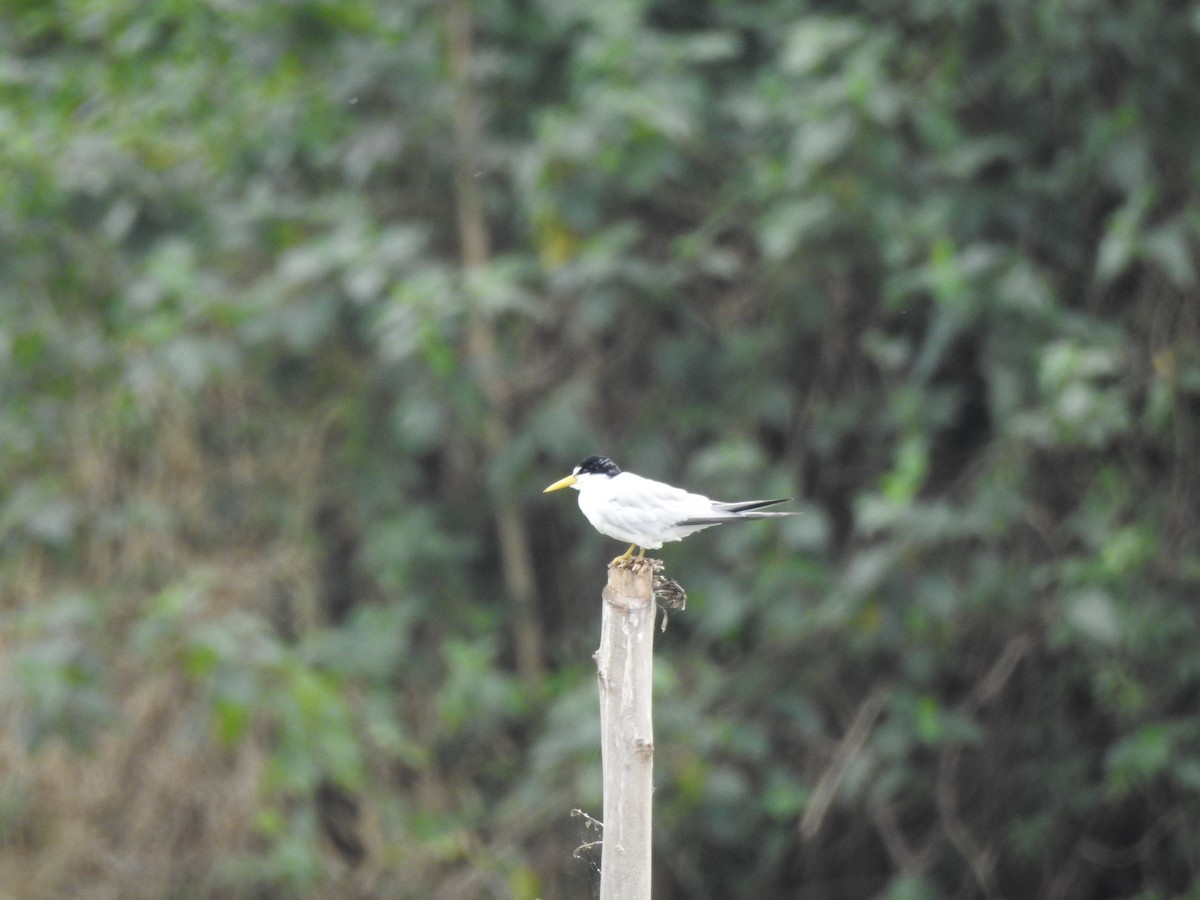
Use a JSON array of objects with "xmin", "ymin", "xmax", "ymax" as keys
[{"xmin": 543, "ymin": 474, "xmax": 577, "ymax": 493}]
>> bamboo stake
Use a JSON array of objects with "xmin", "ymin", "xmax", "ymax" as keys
[{"xmin": 595, "ymin": 559, "xmax": 656, "ymax": 900}]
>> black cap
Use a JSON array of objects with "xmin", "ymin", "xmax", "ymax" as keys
[{"xmin": 575, "ymin": 456, "xmax": 621, "ymax": 477}]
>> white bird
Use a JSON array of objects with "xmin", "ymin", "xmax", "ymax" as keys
[{"xmin": 543, "ymin": 455, "xmax": 796, "ymax": 561}]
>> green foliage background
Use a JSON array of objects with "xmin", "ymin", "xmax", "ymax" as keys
[{"xmin": 2, "ymin": 0, "xmax": 1199, "ymax": 897}]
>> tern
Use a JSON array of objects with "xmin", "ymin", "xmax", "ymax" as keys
[{"xmin": 543, "ymin": 455, "xmax": 796, "ymax": 561}]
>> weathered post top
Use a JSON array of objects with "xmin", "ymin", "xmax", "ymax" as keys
[{"xmin": 602, "ymin": 557, "xmax": 657, "ymax": 610}]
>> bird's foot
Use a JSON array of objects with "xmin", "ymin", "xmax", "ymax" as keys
[
  {"xmin": 609, "ymin": 544, "xmax": 638, "ymax": 567},
  {"xmin": 608, "ymin": 553, "xmax": 662, "ymax": 574}
]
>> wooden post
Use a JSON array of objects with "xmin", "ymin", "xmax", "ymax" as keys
[{"xmin": 595, "ymin": 559, "xmax": 656, "ymax": 900}]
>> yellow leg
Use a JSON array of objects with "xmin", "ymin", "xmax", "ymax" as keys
[
  {"xmin": 610, "ymin": 544, "xmax": 638, "ymax": 566},
  {"xmin": 636, "ymin": 547, "xmax": 646, "ymax": 558}
]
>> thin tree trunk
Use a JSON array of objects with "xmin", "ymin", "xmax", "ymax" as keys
[
  {"xmin": 595, "ymin": 561, "xmax": 655, "ymax": 900},
  {"xmin": 444, "ymin": 0, "xmax": 544, "ymax": 688}
]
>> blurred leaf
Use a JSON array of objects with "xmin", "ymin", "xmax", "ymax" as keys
[
  {"xmin": 1106, "ymin": 725, "xmax": 1172, "ymax": 795},
  {"xmin": 1063, "ymin": 589, "xmax": 1121, "ymax": 645}
]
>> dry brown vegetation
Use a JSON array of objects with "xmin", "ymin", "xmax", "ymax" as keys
[{"xmin": 1, "ymin": 387, "xmax": 336, "ymax": 897}]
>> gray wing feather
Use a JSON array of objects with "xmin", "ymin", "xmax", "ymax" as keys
[
  {"xmin": 675, "ymin": 510, "xmax": 797, "ymax": 527},
  {"xmin": 710, "ymin": 498, "xmax": 790, "ymax": 513},
  {"xmin": 607, "ymin": 474, "xmax": 797, "ymax": 534}
]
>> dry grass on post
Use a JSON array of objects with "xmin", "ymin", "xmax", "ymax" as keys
[{"xmin": 593, "ymin": 557, "xmax": 658, "ymax": 900}]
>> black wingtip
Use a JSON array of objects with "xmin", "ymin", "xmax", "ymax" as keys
[
  {"xmin": 715, "ymin": 498, "xmax": 791, "ymax": 513},
  {"xmin": 675, "ymin": 510, "xmax": 799, "ymax": 527}
]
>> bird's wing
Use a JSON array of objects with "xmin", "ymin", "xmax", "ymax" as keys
[
  {"xmin": 710, "ymin": 498, "xmax": 790, "ymax": 513},
  {"xmin": 675, "ymin": 510, "xmax": 796, "ymax": 526},
  {"xmin": 605, "ymin": 473, "xmax": 714, "ymax": 528},
  {"xmin": 676, "ymin": 497, "xmax": 795, "ymax": 527},
  {"xmin": 603, "ymin": 474, "xmax": 796, "ymax": 533}
]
